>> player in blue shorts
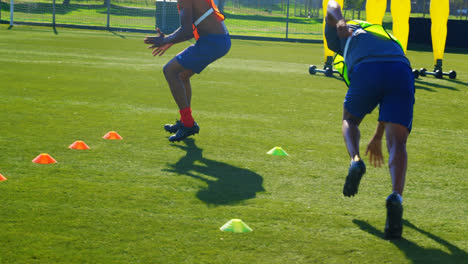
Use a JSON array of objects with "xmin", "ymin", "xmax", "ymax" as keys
[
  {"xmin": 325, "ymin": 0, "xmax": 415, "ymax": 239},
  {"xmin": 144, "ymin": 0, "xmax": 231, "ymax": 142}
]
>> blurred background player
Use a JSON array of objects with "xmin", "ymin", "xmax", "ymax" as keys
[
  {"xmin": 325, "ymin": 0, "xmax": 415, "ymax": 239},
  {"xmin": 144, "ymin": 0, "xmax": 231, "ymax": 142}
]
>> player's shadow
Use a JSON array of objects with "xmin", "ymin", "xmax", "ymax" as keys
[
  {"xmin": 353, "ymin": 219, "xmax": 467, "ymax": 264},
  {"xmin": 165, "ymin": 138, "xmax": 265, "ymax": 205},
  {"xmin": 415, "ymin": 79, "xmax": 460, "ymax": 92}
]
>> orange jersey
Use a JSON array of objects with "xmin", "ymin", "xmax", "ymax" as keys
[{"xmin": 178, "ymin": 0, "xmax": 225, "ymax": 40}]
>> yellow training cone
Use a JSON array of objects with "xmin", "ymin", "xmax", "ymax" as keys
[
  {"xmin": 267, "ymin": 147, "xmax": 288, "ymax": 156},
  {"xmin": 220, "ymin": 219, "xmax": 253, "ymax": 233}
]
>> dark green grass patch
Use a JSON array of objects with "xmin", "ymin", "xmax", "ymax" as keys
[{"xmin": 0, "ymin": 25, "xmax": 467, "ymax": 263}]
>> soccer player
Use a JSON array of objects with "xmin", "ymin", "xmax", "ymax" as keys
[
  {"xmin": 144, "ymin": 0, "xmax": 231, "ymax": 142},
  {"xmin": 325, "ymin": 0, "xmax": 415, "ymax": 239}
]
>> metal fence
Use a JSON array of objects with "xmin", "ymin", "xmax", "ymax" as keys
[{"xmin": 1, "ymin": 0, "xmax": 467, "ymax": 41}]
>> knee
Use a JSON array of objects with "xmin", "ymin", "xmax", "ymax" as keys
[
  {"xmin": 342, "ymin": 109, "xmax": 362, "ymax": 127},
  {"xmin": 387, "ymin": 136, "xmax": 407, "ymax": 154},
  {"xmin": 342, "ymin": 118, "xmax": 360, "ymax": 131},
  {"xmin": 385, "ymin": 123, "xmax": 409, "ymax": 149},
  {"xmin": 178, "ymin": 70, "xmax": 193, "ymax": 82},
  {"xmin": 163, "ymin": 64, "xmax": 171, "ymax": 79}
]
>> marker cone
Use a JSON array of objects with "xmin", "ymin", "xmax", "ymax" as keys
[
  {"xmin": 267, "ymin": 147, "xmax": 289, "ymax": 156},
  {"xmin": 69, "ymin": 140, "xmax": 90, "ymax": 150},
  {"xmin": 103, "ymin": 131, "xmax": 123, "ymax": 140},
  {"xmin": 0, "ymin": 174, "xmax": 7, "ymax": 181},
  {"xmin": 220, "ymin": 219, "xmax": 253, "ymax": 233},
  {"xmin": 32, "ymin": 153, "xmax": 57, "ymax": 164}
]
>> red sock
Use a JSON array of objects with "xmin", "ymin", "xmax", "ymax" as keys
[{"xmin": 179, "ymin": 107, "xmax": 194, "ymax": 128}]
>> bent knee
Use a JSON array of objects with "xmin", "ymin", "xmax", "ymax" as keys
[
  {"xmin": 343, "ymin": 112, "xmax": 362, "ymax": 126},
  {"xmin": 162, "ymin": 63, "xmax": 171, "ymax": 78},
  {"xmin": 178, "ymin": 70, "xmax": 193, "ymax": 81},
  {"xmin": 385, "ymin": 123, "xmax": 409, "ymax": 146}
]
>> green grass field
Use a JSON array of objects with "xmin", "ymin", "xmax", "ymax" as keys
[{"xmin": 0, "ymin": 24, "xmax": 467, "ymax": 263}]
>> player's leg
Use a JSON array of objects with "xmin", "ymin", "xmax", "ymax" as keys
[
  {"xmin": 164, "ymin": 70, "xmax": 194, "ymax": 134},
  {"xmin": 342, "ymin": 109, "xmax": 363, "ymax": 160},
  {"xmin": 162, "ymin": 58, "xmax": 199, "ymax": 141},
  {"xmin": 342, "ymin": 62, "xmax": 382, "ymax": 197},
  {"xmin": 179, "ymin": 69, "xmax": 194, "ymax": 107},
  {"xmin": 163, "ymin": 57, "xmax": 193, "ymax": 110},
  {"xmin": 384, "ymin": 124, "xmax": 407, "ymax": 240},
  {"xmin": 342, "ymin": 109, "xmax": 367, "ymax": 197},
  {"xmin": 385, "ymin": 123, "xmax": 408, "ymax": 195},
  {"xmin": 379, "ymin": 62, "xmax": 414, "ymax": 239}
]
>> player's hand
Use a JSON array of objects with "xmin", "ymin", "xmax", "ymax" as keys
[
  {"xmin": 144, "ymin": 28, "xmax": 165, "ymax": 48},
  {"xmin": 336, "ymin": 19, "xmax": 352, "ymax": 39},
  {"xmin": 365, "ymin": 137, "xmax": 384, "ymax": 167},
  {"xmin": 151, "ymin": 43, "xmax": 173, "ymax": 56}
]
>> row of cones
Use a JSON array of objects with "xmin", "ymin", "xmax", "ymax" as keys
[
  {"xmin": 0, "ymin": 132, "xmax": 124, "ymax": 179},
  {"xmin": 3, "ymin": 133, "xmax": 283, "ymax": 180},
  {"xmin": 32, "ymin": 131, "xmax": 123, "ymax": 164},
  {"xmin": 34, "ymin": 139, "xmax": 283, "ymax": 165}
]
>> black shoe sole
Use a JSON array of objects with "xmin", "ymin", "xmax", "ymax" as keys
[
  {"xmin": 343, "ymin": 161, "xmax": 365, "ymax": 197},
  {"xmin": 164, "ymin": 122, "xmax": 182, "ymax": 134},
  {"xmin": 384, "ymin": 196, "xmax": 403, "ymax": 240},
  {"xmin": 164, "ymin": 126, "xmax": 179, "ymax": 134},
  {"xmin": 168, "ymin": 131, "xmax": 199, "ymax": 142}
]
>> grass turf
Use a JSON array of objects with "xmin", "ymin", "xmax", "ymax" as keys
[{"xmin": 0, "ymin": 24, "xmax": 467, "ymax": 263}]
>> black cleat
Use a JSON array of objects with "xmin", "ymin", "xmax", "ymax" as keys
[
  {"xmin": 169, "ymin": 122, "xmax": 200, "ymax": 142},
  {"xmin": 164, "ymin": 120, "xmax": 182, "ymax": 133},
  {"xmin": 384, "ymin": 192, "xmax": 403, "ymax": 240},
  {"xmin": 343, "ymin": 158, "xmax": 366, "ymax": 197}
]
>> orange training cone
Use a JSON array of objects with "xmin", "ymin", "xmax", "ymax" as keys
[
  {"xmin": 32, "ymin": 153, "xmax": 57, "ymax": 164},
  {"xmin": 103, "ymin": 131, "xmax": 123, "ymax": 140},
  {"xmin": 0, "ymin": 174, "xmax": 7, "ymax": 181},
  {"xmin": 69, "ymin": 140, "xmax": 90, "ymax": 150}
]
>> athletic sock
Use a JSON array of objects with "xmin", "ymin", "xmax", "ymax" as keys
[{"xmin": 179, "ymin": 107, "xmax": 194, "ymax": 128}]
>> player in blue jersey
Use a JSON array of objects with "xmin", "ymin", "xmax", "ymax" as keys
[{"xmin": 325, "ymin": 0, "xmax": 415, "ymax": 239}]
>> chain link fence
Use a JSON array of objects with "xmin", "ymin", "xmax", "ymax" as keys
[{"xmin": 1, "ymin": 0, "xmax": 467, "ymax": 41}]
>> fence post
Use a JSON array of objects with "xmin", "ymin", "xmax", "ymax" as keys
[
  {"xmin": 286, "ymin": 0, "xmax": 290, "ymax": 39},
  {"xmin": 10, "ymin": 0, "xmax": 14, "ymax": 26},
  {"xmin": 162, "ymin": 0, "xmax": 167, "ymax": 32},
  {"xmin": 53, "ymin": 0, "xmax": 56, "ymax": 27},
  {"xmin": 107, "ymin": 0, "xmax": 111, "ymax": 29},
  {"xmin": 154, "ymin": 0, "xmax": 157, "ymax": 30}
]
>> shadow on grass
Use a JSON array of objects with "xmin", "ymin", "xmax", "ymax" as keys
[
  {"xmin": 353, "ymin": 219, "xmax": 468, "ymax": 264},
  {"xmin": 110, "ymin": 30, "xmax": 126, "ymax": 38},
  {"xmin": 165, "ymin": 138, "xmax": 265, "ymax": 205},
  {"xmin": 415, "ymin": 79, "xmax": 460, "ymax": 92},
  {"xmin": 444, "ymin": 78, "xmax": 468, "ymax": 87}
]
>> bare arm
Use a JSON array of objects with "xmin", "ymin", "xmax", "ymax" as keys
[
  {"xmin": 143, "ymin": 0, "xmax": 194, "ymax": 55},
  {"xmin": 326, "ymin": 0, "xmax": 352, "ymax": 39},
  {"xmin": 366, "ymin": 121, "xmax": 385, "ymax": 167},
  {"xmin": 162, "ymin": 0, "xmax": 194, "ymax": 45}
]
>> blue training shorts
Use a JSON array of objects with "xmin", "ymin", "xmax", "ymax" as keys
[
  {"xmin": 345, "ymin": 61, "xmax": 415, "ymax": 132},
  {"xmin": 176, "ymin": 34, "xmax": 231, "ymax": 74}
]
